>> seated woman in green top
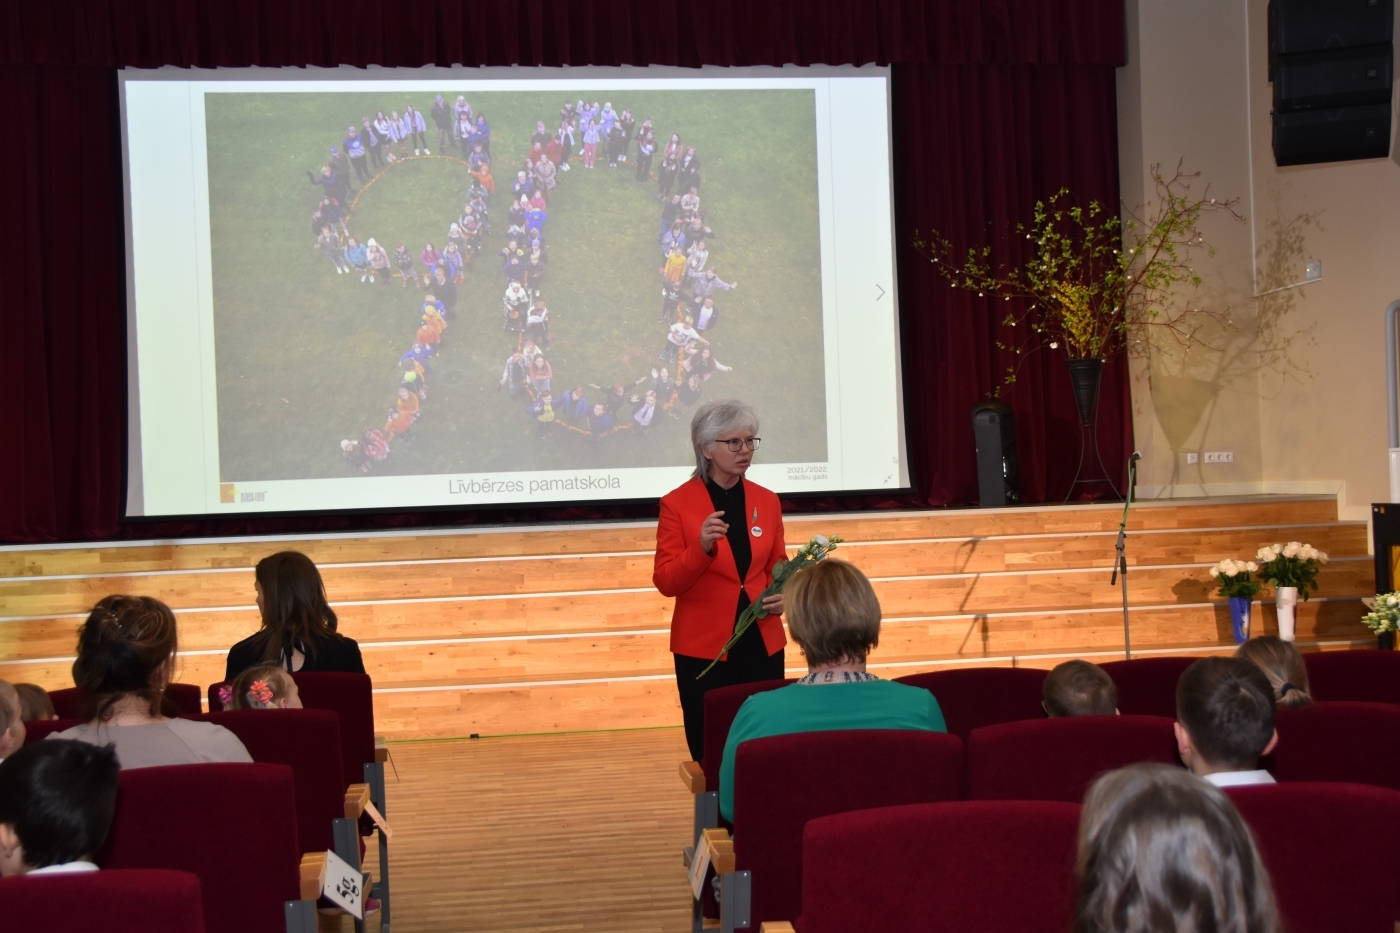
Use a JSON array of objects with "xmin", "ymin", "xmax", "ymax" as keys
[{"xmin": 719, "ymin": 559, "xmax": 946, "ymax": 821}]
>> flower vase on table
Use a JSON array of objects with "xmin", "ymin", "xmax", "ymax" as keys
[{"xmin": 1209, "ymin": 559, "xmax": 1260, "ymax": 645}]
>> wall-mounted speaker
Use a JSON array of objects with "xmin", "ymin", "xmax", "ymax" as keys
[{"xmin": 1269, "ymin": 0, "xmax": 1394, "ymax": 166}]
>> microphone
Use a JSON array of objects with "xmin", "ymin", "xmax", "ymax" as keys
[{"xmin": 1129, "ymin": 451, "xmax": 1141, "ymax": 462}]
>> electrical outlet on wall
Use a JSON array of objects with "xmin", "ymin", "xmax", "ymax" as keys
[
  {"xmin": 1204, "ymin": 451, "xmax": 1234, "ymax": 463},
  {"xmin": 1186, "ymin": 452, "xmax": 1199, "ymax": 464}
]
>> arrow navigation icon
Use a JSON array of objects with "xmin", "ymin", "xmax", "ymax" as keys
[{"xmin": 875, "ymin": 284, "xmax": 886, "ymax": 301}]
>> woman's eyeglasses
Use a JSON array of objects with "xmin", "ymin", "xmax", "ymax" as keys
[{"xmin": 720, "ymin": 437, "xmax": 761, "ymax": 452}]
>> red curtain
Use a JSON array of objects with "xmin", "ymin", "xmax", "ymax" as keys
[{"xmin": 0, "ymin": 0, "xmax": 1128, "ymax": 543}]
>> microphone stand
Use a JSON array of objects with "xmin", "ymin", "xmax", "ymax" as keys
[{"xmin": 1110, "ymin": 454, "xmax": 1139, "ymax": 659}]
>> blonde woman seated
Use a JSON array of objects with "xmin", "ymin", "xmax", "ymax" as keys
[
  {"xmin": 52, "ymin": 596, "xmax": 251, "ymax": 769},
  {"xmin": 718, "ymin": 559, "xmax": 946, "ymax": 821},
  {"xmin": 1235, "ymin": 636, "xmax": 1313, "ymax": 708}
]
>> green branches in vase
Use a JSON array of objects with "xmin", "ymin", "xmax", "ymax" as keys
[
  {"xmin": 910, "ymin": 161, "xmax": 1245, "ymax": 387},
  {"xmin": 696, "ymin": 534, "xmax": 843, "ymax": 679}
]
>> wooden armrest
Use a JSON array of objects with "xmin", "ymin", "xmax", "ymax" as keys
[
  {"xmin": 299, "ymin": 851, "xmax": 327, "ymax": 902},
  {"xmin": 344, "ymin": 783, "xmax": 371, "ymax": 819},
  {"xmin": 375, "ymin": 735, "xmax": 389, "ymax": 763},
  {"xmin": 679, "ymin": 760, "xmax": 705, "ymax": 793},
  {"xmin": 702, "ymin": 827, "xmax": 735, "ymax": 875},
  {"xmin": 759, "ymin": 924, "xmax": 796, "ymax": 933}
]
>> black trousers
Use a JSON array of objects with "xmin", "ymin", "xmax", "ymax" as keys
[{"xmin": 674, "ymin": 621, "xmax": 785, "ymax": 763}]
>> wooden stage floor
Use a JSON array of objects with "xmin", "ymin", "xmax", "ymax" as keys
[{"xmin": 326, "ymin": 728, "xmax": 693, "ymax": 933}]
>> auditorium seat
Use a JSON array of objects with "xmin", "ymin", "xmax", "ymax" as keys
[
  {"xmin": 966, "ymin": 715, "xmax": 1179, "ymax": 802},
  {"xmin": 210, "ymin": 672, "xmax": 392, "ymax": 924},
  {"xmin": 778, "ymin": 799, "xmax": 1081, "ymax": 933},
  {"xmin": 99, "ymin": 763, "xmax": 314, "ymax": 933},
  {"xmin": 21, "ymin": 717, "xmax": 80, "ymax": 743},
  {"xmin": 1098, "ymin": 655, "xmax": 1196, "ymax": 717},
  {"xmin": 1226, "ymin": 783, "xmax": 1400, "ymax": 933},
  {"xmin": 704, "ymin": 729, "xmax": 964, "ymax": 931},
  {"xmin": 49, "ymin": 683, "xmax": 203, "ymax": 719},
  {"xmin": 186, "ymin": 709, "xmax": 366, "ymax": 857},
  {"xmin": 893, "ymin": 667, "xmax": 1046, "ymax": 741},
  {"xmin": 1269, "ymin": 701, "xmax": 1400, "ymax": 791},
  {"xmin": 1303, "ymin": 649, "xmax": 1400, "ymax": 705},
  {"xmin": 0, "ymin": 868, "xmax": 207, "ymax": 933}
]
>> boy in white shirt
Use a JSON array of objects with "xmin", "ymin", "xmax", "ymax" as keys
[
  {"xmin": 1174, "ymin": 657, "xmax": 1278, "ymax": 788},
  {"xmin": 0, "ymin": 740, "xmax": 119, "ymax": 876}
]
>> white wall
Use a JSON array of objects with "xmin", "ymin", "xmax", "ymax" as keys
[{"xmin": 1119, "ymin": 0, "xmax": 1400, "ymax": 522}]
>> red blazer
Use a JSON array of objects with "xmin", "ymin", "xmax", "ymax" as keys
[{"xmin": 654, "ymin": 476, "xmax": 787, "ymax": 659}]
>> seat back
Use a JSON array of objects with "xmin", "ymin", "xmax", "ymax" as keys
[
  {"xmin": 733, "ymin": 729, "xmax": 964, "ymax": 926},
  {"xmin": 0, "ymin": 869, "xmax": 206, "ymax": 933},
  {"xmin": 894, "ymin": 667, "xmax": 1046, "ymax": 741},
  {"xmin": 798, "ymin": 800, "xmax": 1081, "ymax": 933},
  {"xmin": 1269, "ymin": 701, "xmax": 1400, "ymax": 790},
  {"xmin": 1226, "ymin": 783, "xmax": 1400, "ymax": 933},
  {"xmin": 1303, "ymin": 649, "xmax": 1400, "ymax": 705},
  {"xmin": 49, "ymin": 683, "xmax": 203, "ymax": 719},
  {"xmin": 21, "ymin": 718, "xmax": 81, "ymax": 743},
  {"xmin": 1098, "ymin": 656, "xmax": 1196, "ymax": 717},
  {"xmin": 100, "ymin": 763, "xmax": 302, "ymax": 933},
  {"xmin": 185, "ymin": 709, "xmax": 347, "ymax": 853},
  {"xmin": 214, "ymin": 671, "xmax": 377, "ymax": 787},
  {"xmin": 967, "ymin": 715, "xmax": 1179, "ymax": 802},
  {"xmin": 699, "ymin": 678, "xmax": 791, "ymax": 791}
]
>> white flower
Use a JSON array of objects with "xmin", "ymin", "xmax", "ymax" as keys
[
  {"xmin": 1388, "ymin": 595, "xmax": 1398, "ymax": 608},
  {"xmin": 1257, "ymin": 545, "xmax": 1278, "ymax": 561},
  {"xmin": 1246, "ymin": 561, "xmax": 1258, "ymax": 572},
  {"xmin": 1283, "ymin": 542, "xmax": 1301, "ymax": 558}
]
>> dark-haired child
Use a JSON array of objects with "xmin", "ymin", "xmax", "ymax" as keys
[{"xmin": 0, "ymin": 740, "xmax": 119, "ymax": 876}]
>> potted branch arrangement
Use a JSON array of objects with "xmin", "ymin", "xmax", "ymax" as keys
[
  {"xmin": 912, "ymin": 162, "xmax": 1244, "ymax": 491},
  {"xmin": 1254, "ymin": 542, "xmax": 1329, "ymax": 642},
  {"xmin": 1362, "ymin": 593, "xmax": 1400, "ymax": 650},
  {"xmin": 1209, "ymin": 559, "xmax": 1261, "ymax": 644}
]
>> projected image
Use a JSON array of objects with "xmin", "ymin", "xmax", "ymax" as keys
[{"xmin": 204, "ymin": 89, "xmax": 827, "ymax": 481}]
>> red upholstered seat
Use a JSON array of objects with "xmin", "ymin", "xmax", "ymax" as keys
[
  {"xmin": 20, "ymin": 718, "xmax": 81, "ymax": 743},
  {"xmin": 1098, "ymin": 655, "xmax": 1196, "ymax": 718},
  {"xmin": 1269, "ymin": 701, "xmax": 1400, "ymax": 791},
  {"xmin": 1226, "ymin": 782, "xmax": 1400, "ymax": 933},
  {"xmin": 732, "ymin": 729, "xmax": 964, "ymax": 927},
  {"xmin": 1303, "ymin": 649, "xmax": 1400, "ymax": 705},
  {"xmin": 49, "ymin": 683, "xmax": 203, "ymax": 719},
  {"xmin": 185, "ymin": 709, "xmax": 348, "ymax": 854},
  {"xmin": 699, "ymin": 678, "xmax": 792, "ymax": 792},
  {"xmin": 894, "ymin": 667, "xmax": 1046, "ymax": 740},
  {"xmin": 213, "ymin": 672, "xmax": 377, "ymax": 790},
  {"xmin": 966, "ymin": 715, "xmax": 1179, "ymax": 802},
  {"xmin": 100, "ymin": 763, "xmax": 303, "ymax": 933},
  {"xmin": 796, "ymin": 800, "xmax": 1081, "ymax": 933},
  {"xmin": 0, "ymin": 869, "xmax": 206, "ymax": 933}
]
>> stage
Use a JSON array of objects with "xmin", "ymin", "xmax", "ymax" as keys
[{"xmin": 0, "ymin": 494, "xmax": 1373, "ymax": 739}]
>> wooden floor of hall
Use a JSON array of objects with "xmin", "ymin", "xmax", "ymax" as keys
[{"xmin": 326, "ymin": 728, "xmax": 692, "ymax": 933}]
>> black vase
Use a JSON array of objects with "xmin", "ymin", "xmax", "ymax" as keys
[
  {"xmin": 1380, "ymin": 631, "xmax": 1396, "ymax": 650},
  {"xmin": 1065, "ymin": 358, "xmax": 1105, "ymax": 426}
]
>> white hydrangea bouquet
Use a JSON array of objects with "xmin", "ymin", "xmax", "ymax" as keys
[
  {"xmin": 697, "ymin": 533, "xmax": 843, "ymax": 679},
  {"xmin": 1362, "ymin": 592, "xmax": 1400, "ymax": 634},
  {"xmin": 1254, "ymin": 542, "xmax": 1329, "ymax": 600},
  {"xmin": 1208, "ymin": 559, "xmax": 1262, "ymax": 599}
]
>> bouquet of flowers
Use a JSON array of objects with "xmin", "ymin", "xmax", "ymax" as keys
[
  {"xmin": 1208, "ymin": 559, "xmax": 1261, "ymax": 599},
  {"xmin": 1361, "ymin": 592, "xmax": 1400, "ymax": 635},
  {"xmin": 1254, "ymin": 542, "xmax": 1329, "ymax": 601},
  {"xmin": 697, "ymin": 533, "xmax": 843, "ymax": 679}
]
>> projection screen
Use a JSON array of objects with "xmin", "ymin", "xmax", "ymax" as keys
[{"xmin": 119, "ymin": 64, "xmax": 907, "ymax": 517}]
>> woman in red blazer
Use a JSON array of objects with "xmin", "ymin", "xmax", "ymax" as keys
[{"xmin": 654, "ymin": 399, "xmax": 785, "ymax": 761}]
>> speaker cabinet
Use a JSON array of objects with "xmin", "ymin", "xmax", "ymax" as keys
[
  {"xmin": 972, "ymin": 402, "xmax": 1019, "ymax": 507},
  {"xmin": 1269, "ymin": 0, "xmax": 1393, "ymax": 166}
]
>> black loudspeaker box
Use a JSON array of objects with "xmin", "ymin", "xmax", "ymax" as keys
[
  {"xmin": 972, "ymin": 402, "xmax": 1019, "ymax": 507},
  {"xmin": 1268, "ymin": 0, "xmax": 1393, "ymax": 165}
]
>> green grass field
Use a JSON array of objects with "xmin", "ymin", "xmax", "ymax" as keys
[{"xmin": 205, "ymin": 89, "xmax": 826, "ymax": 481}]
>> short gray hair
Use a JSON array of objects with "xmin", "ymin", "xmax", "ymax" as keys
[{"xmin": 690, "ymin": 399, "xmax": 759, "ymax": 479}]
